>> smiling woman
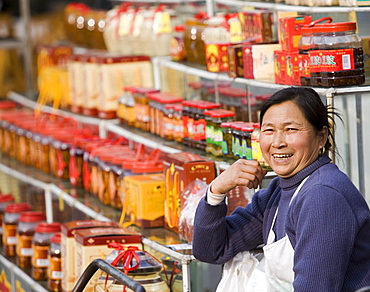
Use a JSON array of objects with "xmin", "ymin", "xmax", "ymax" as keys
[{"xmin": 192, "ymin": 87, "xmax": 370, "ymax": 292}]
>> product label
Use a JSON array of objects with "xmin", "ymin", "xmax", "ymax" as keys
[
  {"xmin": 309, "ymin": 48, "xmax": 355, "ymax": 73},
  {"xmin": 49, "ymin": 256, "xmax": 62, "ymax": 280},
  {"xmin": 153, "ymin": 11, "xmax": 172, "ymax": 35},
  {"xmin": 16, "ymin": 234, "xmax": 33, "ymax": 257},
  {"xmin": 298, "ymin": 53, "xmax": 310, "ymax": 78},
  {"xmin": 32, "ymin": 244, "xmax": 50, "ymax": 267},
  {"xmin": 4, "ymin": 224, "xmax": 17, "ymax": 246},
  {"xmin": 193, "ymin": 119, "xmax": 206, "ymax": 141}
]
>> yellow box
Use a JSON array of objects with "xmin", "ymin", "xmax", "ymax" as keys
[
  {"xmin": 74, "ymin": 227, "xmax": 142, "ymax": 292},
  {"xmin": 123, "ymin": 173, "xmax": 165, "ymax": 228}
]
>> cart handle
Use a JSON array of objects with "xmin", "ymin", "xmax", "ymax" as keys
[{"xmin": 72, "ymin": 258, "xmax": 146, "ymax": 292}]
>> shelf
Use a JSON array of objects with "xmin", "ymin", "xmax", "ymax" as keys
[
  {"xmin": 0, "ymin": 153, "xmax": 196, "ymax": 291},
  {"xmin": 0, "ymin": 253, "xmax": 49, "ymax": 292},
  {"xmin": 215, "ymin": 0, "xmax": 370, "ymax": 12},
  {"xmin": 153, "ymin": 56, "xmax": 370, "ymax": 98}
]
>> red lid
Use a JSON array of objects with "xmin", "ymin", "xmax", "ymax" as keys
[
  {"xmin": 314, "ymin": 22, "xmax": 356, "ymax": 33},
  {"xmin": 253, "ymin": 123, "xmax": 260, "ymax": 129},
  {"xmin": 218, "ymin": 87, "xmax": 248, "ymax": 97},
  {"xmin": 231, "ymin": 122, "xmax": 247, "ymax": 130},
  {"xmin": 173, "ymin": 104, "xmax": 183, "ymax": 112},
  {"xmin": 209, "ymin": 109, "xmax": 235, "ymax": 118},
  {"xmin": 242, "ymin": 124, "xmax": 254, "ymax": 132},
  {"xmin": 133, "ymin": 87, "xmax": 160, "ymax": 95},
  {"xmin": 5, "ymin": 203, "xmax": 32, "ymax": 213},
  {"xmin": 196, "ymin": 101, "xmax": 221, "ymax": 110},
  {"xmin": 123, "ymin": 86, "xmax": 139, "ymax": 92},
  {"xmin": 174, "ymin": 25, "xmax": 185, "ymax": 32},
  {"xmin": 221, "ymin": 122, "xmax": 233, "ymax": 128},
  {"xmin": 19, "ymin": 211, "xmax": 46, "ymax": 223},
  {"xmin": 131, "ymin": 162, "xmax": 163, "ymax": 174},
  {"xmin": 0, "ymin": 194, "xmax": 15, "ymax": 203},
  {"xmin": 51, "ymin": 233, "xmax": 62, "ymax": 243},
  {"xmin": 35, "ymin": 222, "xmax": 61, "ymax": 233}
]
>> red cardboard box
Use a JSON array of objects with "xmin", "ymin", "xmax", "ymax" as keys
[
  {"xmin": 274, "ymin": 50, "xmax": 301, "ymax": 85},
  {"xmin": 163, "ymin": 152, "xmax": 216, "ymax": 232},
  {"xmin": 279, "ymin": 15, "xmax": 312, "ymax": 52}
]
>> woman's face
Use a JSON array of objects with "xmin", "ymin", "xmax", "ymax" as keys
[{"xmin": 260, "ymin": 101, "xmax": 328, "ymax": 178}]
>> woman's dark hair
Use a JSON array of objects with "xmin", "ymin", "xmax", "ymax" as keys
[{"xmin": 259, "ymin": 87, "xmax": 341, "ymax": 158}]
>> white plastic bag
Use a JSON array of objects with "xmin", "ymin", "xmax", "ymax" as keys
[{"xmin": 216, "ymin": 251, "xmax": 267, "ymax": 292}]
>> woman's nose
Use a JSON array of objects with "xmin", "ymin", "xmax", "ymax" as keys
[{"xmin": 271, "ymin": 132, "xmax": 287, "ymax": 148}]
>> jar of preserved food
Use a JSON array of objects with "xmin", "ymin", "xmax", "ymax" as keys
[
  {"xmin": 117, "ymin": 86, "xmax": 137, "ymax": 126},
  {"xmin": 221, "ymin": 122, "xmax": 234, "ymax": 159},
  {"xmin": 309, "ymin": 21, "xmax": 364, "ymax": 87},
  {"xmin": 133, "ymin": 87, "xmax": 160, "ymax": 131},
  {"xmin": 0, "ymin": 194, "xmax": 15, "ymax": 246},
  {"xmin": 173, "ymin": 104, "xmax": 183, "ymax": 143},
  {"xmin": 241, "ymin": 124, "xmax": 254, "ymax": 160},
  {"xmin": 209, "ymin": 109, "xmax": 235, "ymax": 156},
  {"xmin": 181, "ymin": 100, "xmax": 192, "ymax": 146},
  {"xmin": 3, "ymin": 203, "xmax": 32, "ymax": 256},
  {"xmin": 251, "ymin": 123, "xmax": 271, "ymax": 170},
  {"xmin": 232, "ymin": 122, "xmax": 245, "ymax": 160},
  {"xmin": 48, "ymin": 233, "xmax": 62, "ymax": 292},
  {"xmin": 170, "ymin": 25, "xmax": 186, "ymax": 61},
  {"xmin": 32, "ymin": 222, "xmax": 61, "ymax": 281},
  {"xmin": 16, "ymin": 211, "xmax": 46, "ymax": 268}
]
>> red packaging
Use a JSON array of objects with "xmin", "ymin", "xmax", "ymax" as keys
[
  {"xmin": 205, "ymin": 43, "xmax": 231, "ymax": 72},
  {"xmin": 279, "ymin": 15, "xmax": 312, "ymax": 52},
  {"xmin": 163, "ymin": 152, "xmax": 216, "ymax": 232}
]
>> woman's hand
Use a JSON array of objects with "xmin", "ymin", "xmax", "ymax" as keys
[{"xmin": 210, "ymin": 159, "xmax": 268, "ymax": 195}]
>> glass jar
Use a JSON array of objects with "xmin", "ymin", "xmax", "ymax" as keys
[
  {"xmin": 133, "ymin": 87, "xmax": 160, "ymax": 131},
  {"xmin": 232, "ymin": 122, "xmax": 245, "ymax": 160},
  {"xmin": 251, "ymin": 123, "xmax": 271, "ymax": 170},
  {"xmin": 170, "ymin": 25, "xmax": 186, "ymax": 61},
  {"xmin": 221, "ymin": 122, "xmax": 234, "ymax": 158},
  {"xmin": 32, "ymin": 222, "xmax": 61, "ymax": 281},
  {"xmin": 3, "ymin": 203, "xmax": 33, "ymax": 256},
  {"xmin": 48, "ymin": 233, "xmax": 62, "ymax": 292},
  {"xmin": 309, "ymin": 21, "xmax": 364, "ymax": 87},
  {"xmin": 173, "ymin": 104, "xmax": 183, "ymax": 143},
  {"xmin": 0, "ymin": 194, "xmax": 15, "ymax": 246},
  {"xmin": 241, "ymin": 124, "xmax": 254, "ymax": 160},
  {"xmin": 209, "ymin": 109, "xmax": 235, "ymax": 156},
  {"xmin": 16, "ymin": 211, "xmax": 46, "ymax": 268},
  {"xmin": 117, "ymin": 86, "xmax": 137, "ymax": 126}
]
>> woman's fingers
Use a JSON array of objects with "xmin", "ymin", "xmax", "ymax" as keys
[{"xmin": 211, "ymin": 159, "xmax": 267, "ymax": 194}]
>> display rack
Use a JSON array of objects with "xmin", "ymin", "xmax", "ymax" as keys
[{"xmin": 0, "ymin": 154, "xmax": 196, "ymax": 292}]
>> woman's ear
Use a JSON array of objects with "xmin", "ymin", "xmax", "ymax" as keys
[{"xmin": 319, "ymin": 126, "xmax": 329, "ymax": 148}]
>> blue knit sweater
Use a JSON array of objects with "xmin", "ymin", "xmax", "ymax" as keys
[{"xmin": 192, "ymin": 154, "xmax": 370, "ymax": 291}]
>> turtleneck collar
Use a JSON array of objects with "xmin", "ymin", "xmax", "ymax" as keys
[{"xmin": 279, "ymin": 154, "xmax": 332, "ymax": 191}]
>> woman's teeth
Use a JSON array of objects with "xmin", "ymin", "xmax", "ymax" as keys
[{"xmin": 273, "ymin": 154, "xmax": 293, "ymax": 159}]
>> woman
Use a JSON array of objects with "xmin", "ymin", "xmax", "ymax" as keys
[{"xmin": 192, "ymin": 87, "xmax": 370, "ymax": 291}]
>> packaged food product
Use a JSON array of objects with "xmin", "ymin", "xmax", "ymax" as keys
[
  {"xmin": 3, "ymin": 202, "xmax": 33, "ymax": 256},
  {"xmin": 16, "ymin": 211, "xmax": 47, "ymax": 268}
]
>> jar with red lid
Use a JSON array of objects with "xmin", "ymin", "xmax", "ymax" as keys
[
  {"xmin": 221, "ymin": 122, "xmax": 234, "ymax": 159},
  {"xmin": 194, "ymin": 101, "xmax": 221, "ymax": 150},
  {"xmin": 3, "ymin": 203, "xmax": 32, "ymax": 256},
  {"xmin": 173, "ymin": 104, "xmax": 183, "ymax": 143},
  {"xmin": 32, "ymin": 222, "xmax": 61, "ymax": 281},
  {"xmin": 181, "ymin": 100, "xmax": 193, "ymax": 146},
  {"xmin": 309, "ymin": 21, "xmax": 364, "ymax": 87},
  {"xmin": 170, "ymin": 25, "xmax": 186, "ymax": 61},
  {"xmin": 133, "ymin": 87, "xmax": 160, "ymax": 131},
  {"xmin": 232, "ymin": 122, "xmax": 246, "ymax": 160},
  {"xmin": 48, "ymin": 233, "xmax": 62, "ymax": 292},
  {"xmin": 49, "ymin": 134, "xmax": 73, "ymax": 180},
  {"xmin": 117, "ymin": 86, "xmax": 138, "ymax": 126},
  {"xmin": 218, "ymin": 87, "xmax": 250, "ymax": 121},
  {"xmin": 241, "ymin": 124, "xmax": 254, "ymax": 160},
  {"xmin": 206, "ymin": 109, "xmax": 235, "ymax": 156},
  {"xmin": 0, "ymin": 194, "xmax": 15, "ymax": 246},
  {"xmin": 16, "ymin": 211, "xmax": 46, "ymax": 268}
]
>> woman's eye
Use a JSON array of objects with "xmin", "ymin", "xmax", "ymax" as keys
[
  {"xmin": 286, "ymin": 128, "xmax": 297, "ymax": 132},
  {"xmin": 262, "ymin": 128, "xmax": 273, "ymax": 133}
]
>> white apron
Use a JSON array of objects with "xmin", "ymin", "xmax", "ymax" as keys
[{"xmin": 262, "ymin": 176, "xmax": 309, "ymax": 292}]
